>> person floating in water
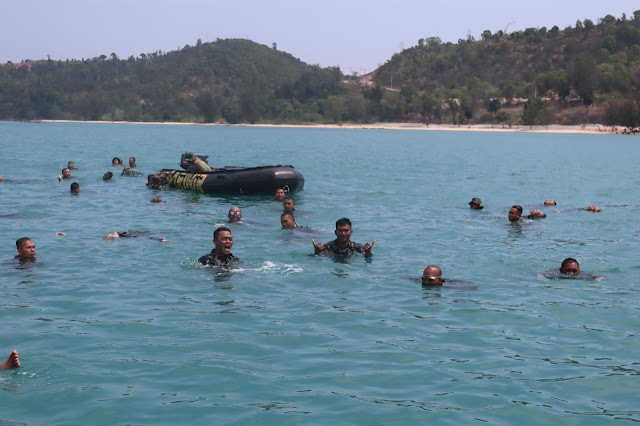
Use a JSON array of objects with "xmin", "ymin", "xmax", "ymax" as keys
[
  {"xmin": 526, "ymin": 209, "xmax": 546, "ymax": 219},
  {"xmin": 15, "ymin": 237, "xmax": 36, "ymax": 264},
  {"xmin": 544, "ymin": 200, "xmax": 556, "ymax": 206},
  {"xmin": 151, "ymin": 196, "xmax": 162, "ymax": 203},
  {"xmin": 0, "ymin": 350, "xmax": 20, "ymax": 370},
  {"xmin": 70, "ymin": 182, "xmax": 80, "ymax": 194},
  {"xmin": 121, "ymin": 166, "xmax": 142, "ymax": 177},
  {"xmin": 312, "ymin": 217, "xmax": 375, "ymax": 258},
  {"xmin": 58, "ymin": 168, "xmax": 72, "ymax": 181},
  {"xmin": 280, "ymin": 212, "xmax": 308, "ymax": 229},
  {"xmin": 67, "ymin": 161, "xmax": 77, "ymax": 170},
  {"xmin": 540, "ymin": 258, "xmax": 602, "ymax": 281},
  {"xmin": 468, "ymin": 198, "xmax": 483, "ymax": 210},
  {"xmin": 283, "ymin": 196, "xmax": 295, "ymax": 213},
  {"xmin": 128, "ymin": 157, "xmax": 136, "ymax": 168},
  {"xmin": 199, "ymin": 226, "xmax": 239, "ymax": 267},
  {"xmin": 105, "ymin": 230, "xmax": 168, "ymax": 242},
  {"xmin": 103, "ymin": 172, "xmax": 113, "ymax": 181},
  {"xmin": 112, "ymin": 157, "xmax": 123, "ymax": 166},
  {"xmin": 508, "ymin": 205, "xmax": 523, "ymax": 223},
  {"xmin": 228, "ymin": 206, "xmax": 242, "ymax": 223},
  {"xmin": 581, "ymin": 205, "xmax": 601, "ymax": 213},
  {"xmin": 274, "ymin": 188, "xmax": 285, "ymax": 201},
  {"xmin": 421, "ymin": 264, "xmax": 445, "ymax": 286}
]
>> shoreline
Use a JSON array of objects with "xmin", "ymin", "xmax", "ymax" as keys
[{"xmin": 30, "ymin": 119, "xmax": 626, "ymax": 135}]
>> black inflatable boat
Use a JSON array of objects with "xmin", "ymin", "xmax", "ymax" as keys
[{"xmin": 158, "ymin": 165, "xmax": 305, "ymax": 195}]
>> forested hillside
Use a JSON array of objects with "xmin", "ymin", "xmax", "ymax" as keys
[{"xmin": 1, "ymin": 10, "xmax": 639, "ymax": 127}]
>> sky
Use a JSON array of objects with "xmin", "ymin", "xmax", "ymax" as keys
[{"xmin": 2, "ymin": 1, "xmax": 639, "ymax": 75}]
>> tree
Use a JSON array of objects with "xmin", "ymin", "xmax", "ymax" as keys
[
  {"xmin": 487, "ymin": 98, "xmax": 501, "ymax": 114},
  {"xmin": 521, "ymin": 97, "xmax": 548, "ymax": 127},
  {"xmin": 495, "ymin": 110, "xmax": 510, "ymax": 126},
  {"xmin": 578, "ymin": 88, "xmax": 594, "ymax": 113},
  {"xmin": 272, "ymin": 42, "xmax": 277, "ymax": 50}
]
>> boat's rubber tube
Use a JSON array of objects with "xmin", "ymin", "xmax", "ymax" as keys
[{"xmin": 159, "ymin": 165, "xmax": 304, "ymax": 195}]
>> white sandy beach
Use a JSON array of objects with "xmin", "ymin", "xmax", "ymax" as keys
[{"xmin": 37, "ymin": 120, "xmax": 626, "ymax": 135}]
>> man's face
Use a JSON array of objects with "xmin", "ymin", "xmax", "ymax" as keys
[
  {"xmin": 422, "ymin": 266, "xmax": 443, "ymax": 286},
  {"xmin": 561, "ymin": 262, "xmax": 580, "ymax": 275},
  {"xmin": 213, "ymin": 231, "xmax": 233, "ymax": 256},
  {"xmin": 544, "ymin": 200, "xmax": 556, "ymax": 206},
  {"xmin": 508, "ymin": 208, "xmax": 521, "ymax": 222},
  {"xmin": 62, "ymin": 169, "xmax": 71, "ymax": 178},
  {"xmin": 275, "ymin": 189, "xmax": 285, "ymax": 200},
  {"xmin": 469, "ymin": 202, "xmax": 481, "ymax": 210},
  {"xmin": 129, "ymin": 157, "xmax": 135, "ymax": 166},
  {"xmin": 17, "ymin": 240, "xmax": 36, "ymax": 260},
  {"xmin": 587, "ymin": 205, "xmax": 600, "ymax": 212},
  {"xmin": 283, "ymin": 199, "xmax": 295, "ymax": 212},
  {"xmin": 335, "ymin": 224, "xmax": 353, "ymax": 243},
  {"xmin": 228, "ymin": 207, "xmax": 242, "ymax": 222},
  {"xmin": 103, "ymin": 173, "xmax": 112, "ymax": 181},
  {"xmin": 281, "ymin": 215, "xmax": 295, "ymax": 229}
]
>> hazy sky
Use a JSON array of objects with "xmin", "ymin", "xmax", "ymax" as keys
[{"xmin": 3, "ymin": 1, "xmax": 638, "ymax": 74}]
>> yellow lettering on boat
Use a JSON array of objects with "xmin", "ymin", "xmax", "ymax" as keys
[{"xmin": 174, "ymin": 173, "xmax": 205, "ymax": 192}]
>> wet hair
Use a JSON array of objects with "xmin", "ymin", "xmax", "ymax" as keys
[
  {"xmin": 511, "ymin": 205, "xmax": 523, "ymax": 214},
  {"xmin": 283, "ymin": 196, "xmax": 295, "ymax": 203},
  {"xmin": 70, "ymin": 182, "xmax": 80, "ymax": 192},
  {"xmin": 112, "ymin": 157, "xmax": 122, "ymax": 165},
  {"xmin": 280, "ymin": 212, "xmax": 295, "ymax": 220},
  {"xmin": 16, "ymin": 237, "xmax": 32, "ymax": 249},
  {"xmin": 61, "ymin": 168, "xmax": 70, "ymax": 174},
  {"xmin": 335, "ymin": 217, "xmax": 352, "ymax": 229},
  {"xmin": 213, "ymin": 226, "xmax": 231, "ymax": 240},
  {"xmin": 104, "ymin": 172, "xmax": 113, "ymax": 179},
  {"xmin": 129, "ymin": 156, "xmax": 136, "ymax": 162},
  {"xmin": 561, "ymin": 258, "xmax": 579, "ymax": 271}
]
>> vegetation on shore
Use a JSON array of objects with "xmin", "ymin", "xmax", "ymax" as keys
[{"xmin": 1, "ymin": 11, "xmax": 639, "ymax": 127}]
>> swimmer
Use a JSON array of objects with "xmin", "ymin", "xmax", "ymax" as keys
[
  {"xmin": 468, "ymin": 198, "xmax": 483, "ymax": 210},
  {"xmin": 312, "ymin": 217, "xmax": 375, "ymax": 258},
  {"xmin": 128, "ymin": 157, "xmax": 136, "ymax": 167},
  {"xmin": 121, "ymin": 166, "xmax": 142, "ymax": 177},
  {"xmin": 15, "ymin": 237, "xmax": 36, "ymax": 263},
  {"xmin": 274, "ymin": 188, "xmax": 285, "ymax": 201},
  {"xmin": 508, "ymin": 205, "xmax": 523, "ymax": 222},
  {"xmin": 112, "ymin": 157, "xmax": 123, "ymax": 166},
  {"xmin": 228, "ymin": 206, "xmax": 242, "ymax": 223},
  {"xmin": 585, "ymin": 205, "xmax": 601, "ymax": 213},
  {"xmin": 0, "ymin": 176, "xmax": 3, "ymax": 182},
  {"xmin": 0, "ymin": 350, "xmax": 20, "ymax": 370},
  {"xmin": 544, "ymin": 200, "xmax": 556, "ymax": 206},
  {"xmin": 199, "ymin": 226, "xmax": 239, "ymax": 267},
  {"xmin": 540, "ymin": 258, "xmax": 603, "ymax": 281},
  {"xmin": 58, "ymin": 168, "xmax": 72, "ymax": 181},
  {"xmin": 526, "ymin": 209, "xmax": 546, "ymax": 219},
  {"xmin": 151, "ymin": 196, "xmax": 162, "ymax": 203},
  {"xmin": 283, "ymin": 196, "xmax": 295, "ymax": 213},
  {"xmin": 280, "ymin": 212, "xmax": 298, "ymax": 229},
  {"xmin": 421, "ymin": 265, "xmax": 444, "ymax": 286},
  {"xmin": 70, "ymin": 182, "xmax": 80, "ymax": 194},
  {"xmin": 103, "ymin": 172, "xmax": 113, "ymax": 181},
  {"xmin": 67, "ymin": 161, "xmax": 76, "ymax": 170}
]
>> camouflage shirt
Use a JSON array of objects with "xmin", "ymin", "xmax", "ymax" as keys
[
  {"xmin": 319, "ymin": 239, "xmax": 364, "ymax": 257},
  {"xmin": 198, "ymin": 250, "xmax": 239, "ymax": 267}
]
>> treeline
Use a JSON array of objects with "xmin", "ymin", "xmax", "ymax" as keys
[
  {"xmin": 1, "ymin": 11, "xmax": 640, "ymax": 127},
  {"xmin": 374, "ymin": 10, "xmax": 640, "ymax": 127}
]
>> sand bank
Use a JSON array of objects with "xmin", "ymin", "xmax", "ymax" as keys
[{"xmin": 37, "ymin": 120, "xmax": 623, "ymax": 135}]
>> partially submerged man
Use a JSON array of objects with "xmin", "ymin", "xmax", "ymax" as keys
[
  {"xmin": 421, "ymin": 265, "xmax": 444, "ymax": 286},
  {"xmin": 283, "ymin": 196, "xmax": 296, "ymax": 213},
  {"xmin": 103, "ymin": 172, "xmax": 113, "ymax": 181},
  {"xmin": 129, "ymin": 157, "xmax": 137, "ymax": 168},
  {"xmin": 0, "ymin": 350, "xmax": 20, "ymax": 370},
  {"xmin": 15, "ymin": 237, "xmax": 36, "ymax": 264},
  {"xmin": 121, "ymin": 166, "xmax": 142, "ymax": 177},
  {"xmin": 508, "ymin": 205, "xmax": 523, "ymax": 222},
  {"xmin": 526, "ymin": 209, "xmax": 546, "ymax": 219},
  {"xmin": 58, "ymin": 168, "xmax": 72, "ymax": 181},
  {"xmin": 280, "ymin": 212, "xmax": 300, "ymax": 229},
  {"xmin": 228, "ymin": 206, "xmax": 242, "ymax": 223},
  {"xmin": 199, "ymin": 226, "xmax": 239, "ymax": 267},
  {"xmin": 540, "ymin": 258, "xmax": 602, "ymax": 281},
  {"xmin": 468, "ymin": 198, "xmax": 483, "ymax": 210},
  {"xmin": 67, "ymin": 161, "xmax": 76, "ymax": 170},
  {"xmin": 312, "ymin": 217, "xmax": 375, "ymax": 258},
  {"xmin": 274, "ymin": 188, "xmax": 285, "ymax": 201},
  {"xmin": 70, "ymin": 182, "xmax": 80, "ymax": 194},
  {"xmin": 544, "ymin": 200, "xmax": 556, "ymax": 206}
]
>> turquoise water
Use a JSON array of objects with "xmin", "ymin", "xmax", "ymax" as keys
[{"xmin": 1, "ymin": 122, "xmax": 639, "ymax": 424}]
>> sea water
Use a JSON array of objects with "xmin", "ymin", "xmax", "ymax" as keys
[{"xmin": 1, "ymin": 122, "xmax": 639, "ymax": 424}]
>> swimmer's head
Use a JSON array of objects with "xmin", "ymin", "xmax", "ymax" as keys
[
  {"xmin": 123, "ymin": 166, "xmax": 131, "ymax": 172},
  {"xmin": 67, "ymin": 161, "xmax": 75, "ymax": 169},
  {"xmin": 213, "ymin": 227, "xmax": 233, "ymax": 256},
  {"xmin": 129, "ymin": 157, "xmax": 136, "ymax": 167},
  {"xmin": 587, "ymin": 205, "xmax": 600, "ymax": 213},
  {"xmin": 112, "ymin": 157, "xmax": 122, "ymax": 166},
  {"xmin": 508, "ymin": 205, "xmax": 523, "ymax": 222},
  {"xmin": 61, "ymin": 168, "xmax": 71, "ymax": 178},
  {"xmin": 280, "ymin": 212, "xmax": 296, "ymax": 229},
  {"xmin": 560, "ymin": 258, "xmax": 580, "ymax": 275},
  {"xmin": 422, "ymin": 265, "xmax": 443, "ymax": 286},
  {"xmin": 151, "ymin": 196, "xmax": 162, "ymax": 203},
  {"xmin": 544, "ymin": 200, "xmax": 556, "ymax": 206},
  {"xmin": 228, "ymin": 206, "xmax": 242, "ymax": 222},
  {"xmin": 0, "ymin": 176, "xmax": 4, "ymax": 182},
  {"xmin": 283, "ymin": 196, "xmax": 295, "ymax": 212},
  {"xmin": 469, "ymin": 198, "xmax": 483, "ymax": 209},
  {"xmin": 529, "ymin": 209, "xmax": 546, "ymax": 219},
  {"xmin": 103, "ymin": 172, "xmax": 113, "ymax": 181},
  {"xmin": 105, "ymin": 232, "xmax": 120, "ymax": 239},
  {"xmin": 274, "ymin": 188, "xmax": 286, "ymax": 201},
  {"xmin": 70, "ymin": 182, "xmax": 80, "ymax": 193}
]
